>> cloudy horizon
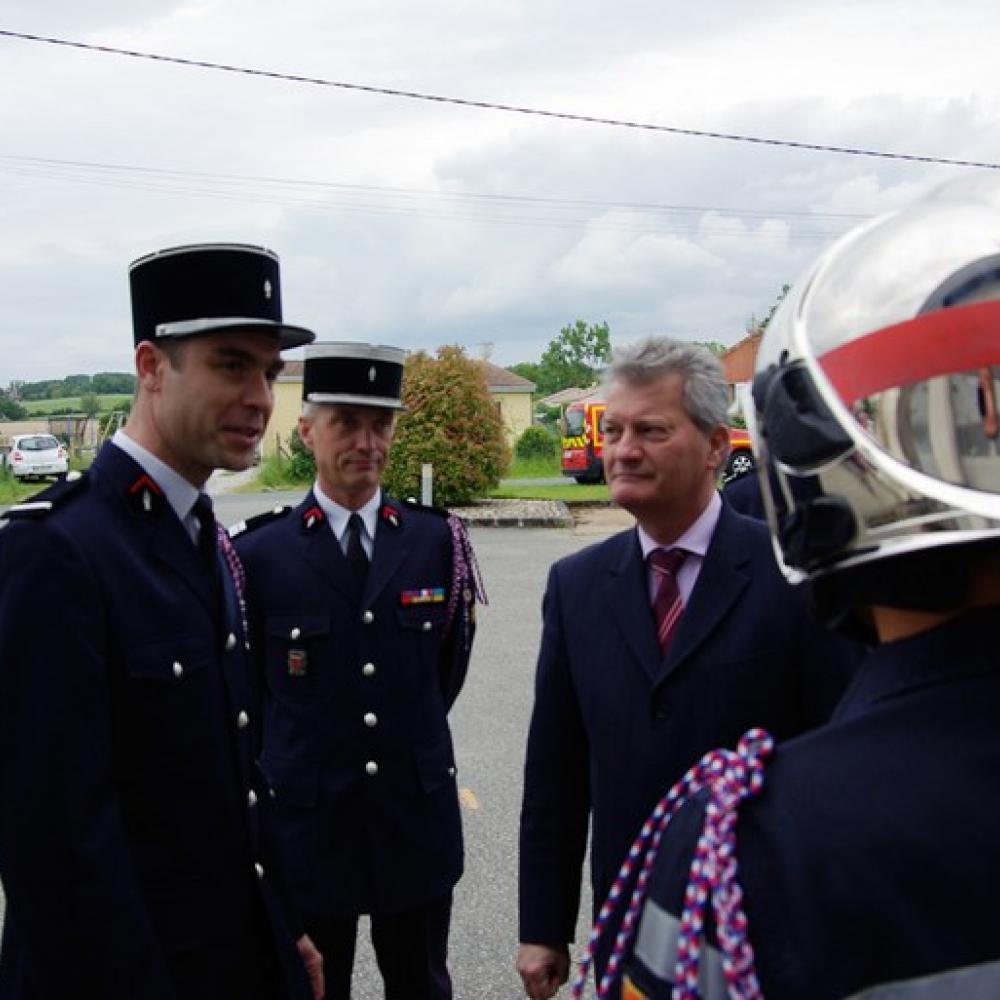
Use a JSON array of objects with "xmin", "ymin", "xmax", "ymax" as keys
[{"xmin": 1, "ymin": 1, "xmax": 998, "ymax": 382}]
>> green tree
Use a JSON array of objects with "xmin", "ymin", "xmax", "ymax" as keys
[
  {"xmin": 0, "ymin": 395, "xmax": 27, "ymax": 420},
  {"xmin": 383, "ymin": 346, "xmax": 510, "ymax": 504},
  {"xmin": 696, "ymin": 340, "xmax": 727, "ymax": 356},
  {"xmin": 535, "ymin": 320, "xmax": 611, "ymax": 396},
  {"xmin": 509, "ymin": 361, "xmax": 541, "ymax": 386},
  {"xmin": 92, "ymin": 372, "xmax": 137, "ymax": 394},
  {"xmin": 746, "ymin": 284, "xmax": 791, "ymax": 334}
]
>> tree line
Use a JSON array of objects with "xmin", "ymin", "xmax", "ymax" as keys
[{"xmin": 9, "ymin": 372, "xmax": 136, "ymax": 402}]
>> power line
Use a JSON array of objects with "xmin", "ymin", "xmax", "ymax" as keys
[
  {"xmin": 2, "ymin": 28, "xmax": 998, "ymax": 171},
  {"xmin": 0, "ymin": 153, "xmax": 869, "ymax": 223}
]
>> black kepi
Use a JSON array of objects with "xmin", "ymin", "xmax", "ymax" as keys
[
  {"xmin": 129, "ymin": 243, "xmax": 314, "ymax": 349},
  {"xmin": 303, "ymin": 342, "xmax": 406, "ymax": 410}
]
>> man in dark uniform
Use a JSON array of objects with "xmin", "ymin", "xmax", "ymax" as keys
[
  {"xmin": 517, "ymin": 338, "xmax": 859, "ymax": 1000},
  {"xmin": 233, "ymin": 341, "xmax": 482, "ymax": 1000},
  {"xmin": 0, "ymin": 244, "xmax": 323, "ymax": 1000},
  {"xmin": 608, "ymin": 175, "xmax": 1000, "ymax": 999}
]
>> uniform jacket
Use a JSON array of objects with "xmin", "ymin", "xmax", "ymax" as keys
[
  {"xmin": 234, "ymin": 490, "xmax": 475, "ymax": 917},
  {"xmin": 0, "ymin": 443, "xmax": 309, "ymax": 1000},
  {"xmin": 626, "ymin": 607, "xmax": 1000, "ymax": 999},
  {"xmin": 518, "ymin": 499, "xmax": 859, "ymax": 946}
]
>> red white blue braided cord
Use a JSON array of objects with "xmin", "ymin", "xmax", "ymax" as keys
[
  {"xmin": 217, "ymin": 524, "xmax": 249, "ymax": 642},
  {"xmin": 569, "ymin": 728, "xmax": 774, "ymax": 1000}
]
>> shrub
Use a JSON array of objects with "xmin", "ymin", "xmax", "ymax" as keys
[
  {"xmin": 287, "ymin": 427, "xmax": 316, "ymax": 482},
  {"xmin": 383, "ymin": 346, "xmax": 510, "ymax": 504},
  {"xmin": 516, "ymin": 425, "xmax": 558, "ymax": 460}
]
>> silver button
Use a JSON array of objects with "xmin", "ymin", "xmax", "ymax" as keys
[
  {"xmin": 247, "ymin": 789, "xmax": 258, "ymax": 808},
  {"xmin": 447, "ymin": 766, "xmax": 456, "ymax": 777},
  {"xmin": 365, "ymin": 761, "xmax": 379, "ymax": 776},
  {"xmin": 422, "ymin": 621, "xmax": 432, "ymax": 632},
  {"xmin": 225, "ymin": 633, "xmax": 237, "ymax": 651},
  {"xmin": 362, "ymin": 662, "xmax": 376, "ymax": 677},
  {"xmin": 290, "ymin": 627, "xmax": 301, "ymax": 640},
  {"xmin": 237, "ymin": 710, "xmax": 250, "ymax": 729},
  {"xmin": 172, "ymin": 661, "xmax": 184, "ymax": 678},
  {"xmin": 269, "ymin": 787, "xmax": 276, "ymax": 799},
  {"xmin": 362, "ymin": 610, "xmax": 375, "ymax": 624},
  {"xmin": 364, "ymin": 712, "xmax": 378, "ymax": 728},
  {"xmin": 254, "ymin": 862, "xmax": 265, "ymax": 879}
]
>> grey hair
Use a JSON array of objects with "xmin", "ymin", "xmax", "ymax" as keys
[
  {"xmin": 604, "ymin": 336, "xmax": 729, "ymax": 434},
  {"xmin": 301, "ymin": 401, "xmax": 318, "ymax": 419}
]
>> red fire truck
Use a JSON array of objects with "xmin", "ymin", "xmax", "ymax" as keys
[{"xmin": 560, "ymin": 394, "xmax": 754, "ymax": 483}]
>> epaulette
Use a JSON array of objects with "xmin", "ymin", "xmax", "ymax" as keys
[
  {"xmin": 228, "ymin": 504, "xmax": 292, "ymax": 538},
  {"xmin": 400, "ymin": 496, "xmax": 452, "ymax": 519},
  {"xmin": 2, "ymin": 470, "xmax": 89, "ymax": 522}
]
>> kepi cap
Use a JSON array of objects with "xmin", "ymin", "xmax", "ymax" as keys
[
  {"xmin": 303, "ymin": 342, "xmax": 406, "ymax": 410},
  {"xmin": 129, "ymin": 243, "xmax": 315, "ymax": 349}
]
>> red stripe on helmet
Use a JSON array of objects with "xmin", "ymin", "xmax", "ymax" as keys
[{"xmin": 819, "ymin": 299, "xmax": 1000, "ymax": 404}]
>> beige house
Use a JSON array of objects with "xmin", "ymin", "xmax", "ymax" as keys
[{"xmin": 262, "ymin": 357, "xmax": 535, "ymax": 458}]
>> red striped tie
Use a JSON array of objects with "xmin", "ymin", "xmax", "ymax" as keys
[{"xmin": 649, "ymin": 548, "xmax": 687, "ymax": 656}]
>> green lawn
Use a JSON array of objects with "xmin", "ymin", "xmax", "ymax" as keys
[{"xmin": 21, "ymin": 394, "xmax": 132, "ymax": 415}]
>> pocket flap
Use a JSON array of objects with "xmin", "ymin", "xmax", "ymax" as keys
[{"xmin": 265, "ymin": 615, "xmax": 331, "ymax": 641}]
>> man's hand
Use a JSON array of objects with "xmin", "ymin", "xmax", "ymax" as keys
[
  {"xmin": 296, "ymin": 933, "xmax": 324, "ymax": 1000},
  {"xmin": 517, "ymin": 942, "xmax": 570, "ymax": 1000}
]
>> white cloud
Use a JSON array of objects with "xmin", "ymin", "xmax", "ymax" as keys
[{"xmin": 1, "ymin": 1, "xmax": 1000, "ymax": 382}]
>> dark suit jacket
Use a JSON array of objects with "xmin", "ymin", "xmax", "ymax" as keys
[
  {"xmin": 235, "ymin": 491, "xmax": 475, "ymax": 917},
  {"xmin": 0, "ymin": 443, "xmax": 309, "ymax": 1000},
  {"xmin": 518, "ymin": 499, "xmax": 859, "ymax": 946}
]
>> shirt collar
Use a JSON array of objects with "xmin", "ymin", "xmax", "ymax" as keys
[
  {"xmin": 311, "ymin": 483, "xmax": 382, "ymax": 542},
  {"xmin": 112, "ymin": 429, "xmax": 200, "ymax": 524},
  {"xmin": 637, "ymin": 489, "xmax": 722, "ymax": 561}
]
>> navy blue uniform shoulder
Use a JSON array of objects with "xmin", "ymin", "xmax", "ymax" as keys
[
  {"xmin": 399, "ymin": 497, "xmax": 454, "ymax": 520},
  {"xmin": 1, "ymin": 471, "xmax": 89, "ymax": 523},
  {"xmin": 228, "ymin": 504, "xmax": 293, "ymax": 539}
]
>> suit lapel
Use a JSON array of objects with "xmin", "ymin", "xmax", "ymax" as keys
[
  {"xmin": 295, "ymin": 492, "xmax": 360, "ymax": 602},
  {"xmin": 602, "ymin": 531, "xmax": 663, "ymax": 684},
  {"xmin": 92, "ymin": 443, "xmax": 217, "ymax": 616},
  {"xmin": 366, "ymin": 516, "xmax": 413, "ymax": 607},
  {"xmin": 663, "ymin": 503, "xmax": 751, "ymax": 681}
]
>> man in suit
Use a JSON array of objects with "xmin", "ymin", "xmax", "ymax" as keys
[
  {"xmin": 234, "ymin": 342, "xmax": 482, "ymax": 1000},
  {"xmin": 0, "ymin": 244, "xmax": 323, "ymax": 1000},
  {"xmin": 614, "ymin": 175, "xmax": 1000, "ymax": 1000},
  {"xmin": 516, "ymin": 336, "xmax": 857, "ymax": 1000}
]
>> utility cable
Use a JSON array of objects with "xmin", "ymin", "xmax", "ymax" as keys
[{"xmin": 1, "ymin": 28, "xmax": 997, "ymax": 171}]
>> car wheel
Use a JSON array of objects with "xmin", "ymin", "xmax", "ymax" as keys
[{"xmin": 726, "ymin": 449, "xmax": 754, "ymax": 479}]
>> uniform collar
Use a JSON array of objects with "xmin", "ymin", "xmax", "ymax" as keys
[
  {"xmin": 835, "ymin": 607, "xmax": 998, "ymax": 719},
  {"xmin": 112, "ymin": 430, "xmax": 199, "ymax": 525},
  {"xmin": 311, "ymin": 482, "xmax": 381, "ymax": 543}
]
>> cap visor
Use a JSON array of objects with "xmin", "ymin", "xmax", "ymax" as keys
[{"xmin": 154, "ymin": 317, "xmax": 315, "ymax": 350}]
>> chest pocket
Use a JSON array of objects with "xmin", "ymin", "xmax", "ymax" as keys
[
  {"xmin": 265, "ymin": 614, "xmax": 334, "ymax": 705},
  {"xmin": 117, "ymin": 635, "xmax": 219, "ymax": 770}
]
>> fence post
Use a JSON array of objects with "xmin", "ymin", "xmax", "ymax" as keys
[{"xmin": 421, "ymin": 463, "xmax": 433, "ymax": 506}]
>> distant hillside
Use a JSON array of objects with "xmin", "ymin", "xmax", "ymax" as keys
[{"xmin": 11, "ymin": 372, "xmax": 135, "ymax": 402}]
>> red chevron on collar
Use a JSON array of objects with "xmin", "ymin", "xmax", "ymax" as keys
[
  {"xmin": 302, "ymin": 505, "xmax": 325, "ymax": 530},
  {"xmin": 127, "ymin": 473, "xmax": 163, "ymax": 496}
]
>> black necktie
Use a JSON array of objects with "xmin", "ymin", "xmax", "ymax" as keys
[
  {"xmin": 193, "ymin": 494, "xmax": 219, "ymax": 575},
  {"xmin": 345, "ymin": 513, "xmax": 369, "ymax": 581}
]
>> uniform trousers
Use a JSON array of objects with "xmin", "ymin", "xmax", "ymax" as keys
[{"xmin": 304, "ymin": 892, "xmax": 452, "ymax": 1000}]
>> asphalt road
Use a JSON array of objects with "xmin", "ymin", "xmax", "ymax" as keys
[{"xmin": 0, "ymin": 495, "xmax": 628, "ymax": 999}]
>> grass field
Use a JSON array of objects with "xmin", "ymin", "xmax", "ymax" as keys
[{"xmin": 21, "ymin": 394, "xmax": 132, "ymax": 415}]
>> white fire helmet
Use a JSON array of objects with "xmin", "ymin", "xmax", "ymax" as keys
[{"xmin": 750, "ymin": 173, "xmax": 1000, "ymax": 622}]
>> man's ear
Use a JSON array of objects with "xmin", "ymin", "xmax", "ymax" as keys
[
  {"xmin": 297, "ymin": 413, "xmax": 317, "ymax": 455},
  {"xmin": 135, "ymin": 341, "xmax": 165, "ymax": 391},
  {"xmin": 707, "ymin": 424, "xmax": 730, "ymax": 471}
]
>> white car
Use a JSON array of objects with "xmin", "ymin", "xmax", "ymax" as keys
[{"xmin": 4, "ymin": 434, "xmax": 69, "ymax": 480}]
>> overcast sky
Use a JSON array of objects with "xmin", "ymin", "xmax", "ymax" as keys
[{"xmin": 1, "ymin": 1, "xmax": 998, "ymax": 383}]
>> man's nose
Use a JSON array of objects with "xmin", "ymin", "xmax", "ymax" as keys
[{"xmin": 245, "ymin": 370, "xmax": 273, "ymax": 410}]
